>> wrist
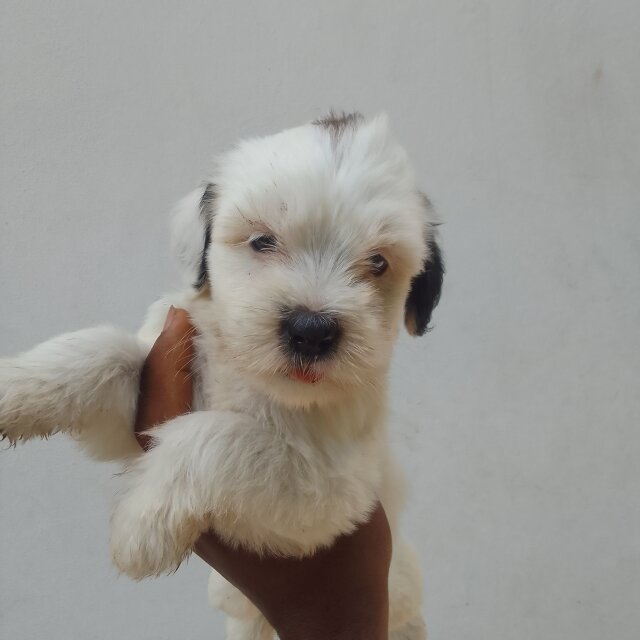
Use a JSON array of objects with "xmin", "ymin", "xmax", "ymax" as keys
[
  {"xmin": 277, "ymin": 618, "xmax": 387, "ymax": 640},
  {"xmin": 272, "ymin": 588, "xmax": 389, "ymax": 640},
  {"xmin": 278, "ymin": 623, "xmax": 386, "ymax": 640}
]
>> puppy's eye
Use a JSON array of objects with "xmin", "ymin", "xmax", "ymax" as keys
[
  {"xmin": 369, "ymin": 254, "xmax": 388, "ymax": 276},
  {"xmin": 250, "ymin": 235, "xmax": 278, "ymax": 252}
]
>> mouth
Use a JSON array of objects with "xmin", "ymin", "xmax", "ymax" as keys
[{"xmin": 288, "ymin": 366, "xmax": 323, "ymax": 384}]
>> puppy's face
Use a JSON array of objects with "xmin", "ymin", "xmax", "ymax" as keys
[{"xmin": 173, "ymin": 114, "xmax": 443, "ymax": 407}]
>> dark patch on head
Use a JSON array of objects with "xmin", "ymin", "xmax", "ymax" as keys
[
  {"xmin": 195, "ymin": 182, "xmax": 216, "ymax": 290},
  {"xmin": 405, "ymin": 236, "xmax": 445, "ymax": 336},
  {"xmin": 313, "ymin": 111, "xmax": 364, "ymax": 146}
]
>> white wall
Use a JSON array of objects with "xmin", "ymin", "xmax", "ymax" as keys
[{"xmin": 1, "ymin": 2, "xmax": 639, "ymax": 639}]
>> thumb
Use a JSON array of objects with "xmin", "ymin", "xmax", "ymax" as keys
[{"xmin": 157, "ymin": 306, "xmax": 196, "ymax": 375}]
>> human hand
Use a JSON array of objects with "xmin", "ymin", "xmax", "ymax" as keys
[{"xmin": 134, "ymin": 306, "xmax": 195, "ymax": 450}]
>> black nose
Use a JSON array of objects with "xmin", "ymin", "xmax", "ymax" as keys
[{"xmin": 282, "ymin": 310, "xmax": 340, "ymax": 358}]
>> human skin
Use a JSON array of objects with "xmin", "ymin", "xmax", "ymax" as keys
[{"xmin": 134, "ymin": 307, "xmax": 391, "ymax": 640}]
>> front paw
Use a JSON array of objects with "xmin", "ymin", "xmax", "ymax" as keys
[
  {"xmin": 110, "ymin": 496, "xmax": 193, "ymax": 580},
  {"xmin": 0, "ymin": 362, "xmax": 55, "ymax": 445}
]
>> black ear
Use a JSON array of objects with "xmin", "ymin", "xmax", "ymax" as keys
[
  {"xmin": 194, "ymin": 183, "xmax": 216, "ymax": 290},
  {"xmin": 170, "ymin": 182, "xmax": 216, "ymax": 290},
  {"xmin": 405, "ymin": 236, "xmax": 444, "ymax": 336}
]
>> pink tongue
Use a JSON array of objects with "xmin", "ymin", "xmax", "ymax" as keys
[{"xmin": 292, "ymin": 369, "xmax": 321, "ymax": 384}]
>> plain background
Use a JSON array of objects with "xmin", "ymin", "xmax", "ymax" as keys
[{"xmin": 1, "ymin": 2, "xmax": 639, "ymax": 639}]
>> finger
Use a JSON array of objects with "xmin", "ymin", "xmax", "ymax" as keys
[
  {"xmin": 155, "ymin": 307, "xmax": 197, "ymax": 376},
  {"xmin": 162, "ymin": 306, "xmax": 194, "ymax": 341},
  {"xmin": 134, "ymin": 307, "xmax": 196, "ymax": 446}
]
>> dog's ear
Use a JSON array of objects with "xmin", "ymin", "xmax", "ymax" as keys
[
  {"xmin": 170, "ymin": 183, "xmax": 216, "ymax": 290},
  {"xmin": 405, "ymin": 236, "xmax": 444, "ymax": 336},
  {"xmin": 405, "ymin": 198, "xmax": 444, "ymax": 336}
]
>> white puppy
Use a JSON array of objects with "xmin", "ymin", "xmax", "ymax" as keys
[{"xmin": 0, "ymin": 112, "xmax": 443, "ymax": 640}]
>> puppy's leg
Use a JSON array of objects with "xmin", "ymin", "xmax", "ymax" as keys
[
  {"xmin": 0, "ymin": 326, "xmax": 146, "ymax": 460},
  {"xmin": 209, "ymin": 569, "xmax": 260, "ymax": 620},
  {"xmin": 209, "ymin": 557, "xmax": 274, "ymax": 640},
  {"xmin": 110, "ymin": 410, "xmax": 263, "ymax": 579},
  {"xmin": 226, "ymin": 616, "xmax": 274, "ymax": 640},
  {"xmin": 388, "ymin": 538, "xmax": 426, "ymax": 638},
  {"xmin": 209, "ymin": 572, "xmax": 274, "ymax": 639},
  {"xmin": 390, "ymin": 615, "xmax": 427, "ymax": 640}
]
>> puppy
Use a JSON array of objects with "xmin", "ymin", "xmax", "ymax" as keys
[{"xmin": 0, "ymin": 112, "xmax": 443, "ymax": 640}]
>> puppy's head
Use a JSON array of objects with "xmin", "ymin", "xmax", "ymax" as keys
[{"xmin": 172, "ymin": 113, "xmax": 443, "ymax": 407}]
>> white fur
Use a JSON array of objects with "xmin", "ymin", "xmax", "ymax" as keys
[{"xmin": 1, "ymin": 114, "xmax": 435, "ymax": 639}]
